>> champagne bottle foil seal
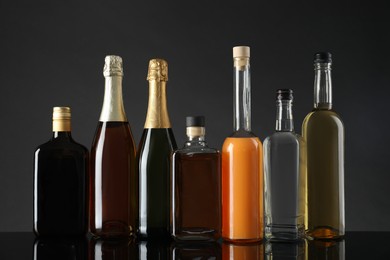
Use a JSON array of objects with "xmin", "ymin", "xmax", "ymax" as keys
[
  {"xmin": 103, "ymin": 55, "xmax": 124, "ymax": 77},
  {"xmin": 144, "ymin": 58, "xmax": 171, "ymax": 128},
  {"xmin": 53, "ymin": 106, "xmax": 71, "ymax": 132},
  {"xmin": 147, "ymin": 59, "xmax": 168, "ymax": 81}
]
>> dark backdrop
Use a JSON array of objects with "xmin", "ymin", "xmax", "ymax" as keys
[{"xmin": 0, "ymin": 0, "xmax": 388, "ymax": 232}]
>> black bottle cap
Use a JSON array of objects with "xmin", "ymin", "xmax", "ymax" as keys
[
  {"xmin": 186, "ymin": 116, "xmax": 205, "ymax": 127},
  {"xmin": 314, "ymin": 52, "xmax": 332, "ymax": 63},
  {"xmin": 276, "ymin": 89, "xmax": 293, "ymax": 101}
]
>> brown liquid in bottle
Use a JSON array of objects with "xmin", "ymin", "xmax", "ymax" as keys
[
  {"xmin": 90, "ymin": 122, "xmax": 137, "ymax": 238},
  {"xmin": 172, "ymin": 152, "xmax": 221, "ymax": 241}
]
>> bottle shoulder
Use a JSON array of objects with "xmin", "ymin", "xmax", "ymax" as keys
[
  {"xmin": 302, "ymin": 109, "xmax": 344, "ymax": 130},
  {"xmin": 137, "ymin": 128, "xmax": 177, "ymax": 155},
  {"xmin": 174, "ymin": 145, "xmax": 220, "ymax": 156},
  {"xmin": 264, "ymin": 132, "xmax": 301, "ymax": 146},
  {"xmin": 35, "ymin": 137, "xmax": 88, "ymax": 155}
]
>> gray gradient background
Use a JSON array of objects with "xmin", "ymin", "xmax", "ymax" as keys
[{"xmin": 0, "ymin": 0, "xmax": 388, "ymax": 232}]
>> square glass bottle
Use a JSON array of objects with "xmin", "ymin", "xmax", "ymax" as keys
[{"xmin": 171, "ymin": 116, "xmax": 221, "ymax": 241}]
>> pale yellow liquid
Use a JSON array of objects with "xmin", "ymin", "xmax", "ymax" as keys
[{"xmin": 302, "ymin": 109, "xmax": 345, "ymax": 240}]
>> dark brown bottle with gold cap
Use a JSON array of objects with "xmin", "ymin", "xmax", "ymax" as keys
[
  {"xmin": 33, "ymin": 107, "xmax": 88, "ymax": 236},
  {"xmin": 90, "ymin": 55, "xmax": 137, "ymax": 238},
  {"xmin": 137, "ymin": 59, "xmax": 177, "ymax": 239}
]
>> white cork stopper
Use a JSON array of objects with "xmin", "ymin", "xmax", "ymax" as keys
[{"xmin": 233, "ymin": 46, "xmax": 250, "ymax": 58}]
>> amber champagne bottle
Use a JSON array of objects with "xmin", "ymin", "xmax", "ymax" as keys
[
  {"xmin": 302, "ymin": 52, "xmax": 345, "ymax": 240},
  {"xmin": 137, "ymin": 59, "xmax": 177, "ymax": 239},
  {"xmin": 33, "ymin": 107, "xmax": 88, "ymax": 236},
  {"xmin": 90, "ymin": 55, "xmax": 137, "ymax": 238},
  {"xmin": 222, "ymin": 46, "xmax": 263, "ymax": 242}
]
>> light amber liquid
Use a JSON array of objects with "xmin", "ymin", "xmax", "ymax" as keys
[
  {"xmin": 222, "ymin": 137, "xmax": 263, "ymax": 242},
  {"xmin": 302, "ymin": 110, "xmax": 344, "ymax": 240}
]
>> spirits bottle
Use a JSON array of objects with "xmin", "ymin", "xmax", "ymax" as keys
[
  {"xmin": 302, "ymin": 52, "xmax": 345, "ymax": 239},
  {"xmin": 171, "ymin": 116, "xmax": 221, "ymax": 241},
  {"xmin": 33, "ymin": 107, "xmax": 88, "ymax": 236},
  {"xmin": 90, "ymin": 55, "xmax": 137, "ymax": 238},
  {"xmin": 137, "ymin": 59, "xmax": 177, "ymax": 239},
  {"xmin": 221, "ymin": 46, "xmax": 263, "ymax": 242},
  {"xmin": 263, "ymin": 89, "xmax": 305, "ymax": 241}
]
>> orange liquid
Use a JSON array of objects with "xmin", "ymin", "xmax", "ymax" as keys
[{"xmin": 222, "ymin": 137, "xmax": 263, "ymax": 242}]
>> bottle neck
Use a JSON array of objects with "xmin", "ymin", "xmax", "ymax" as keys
[
  {"xmin": 314, "ymin": 63, "xmax": 332, "ymax": 110},
  {"xmin": 233, "ymin": 57, "xmax": 251, "ymax": 132},
  {"xmin": 99, "ymin": 76, "xmax": 127, "ymax": 122},
  {"xmin": 144, "ymin": 80, "xmax": 171, "ymax": 128},
  {"xmin": 276, "ymin": 100, "xmax": 294, "ymax": 132},
  {"xmin": 52, "ymin": 131, "xmax": 72, "ymax": 139}
]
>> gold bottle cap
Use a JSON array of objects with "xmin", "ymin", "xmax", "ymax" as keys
[
  {"xmin": 147, "ymin": 59, "xmax": 168, "ymax": 81},
  {"xmin": 53, "ymin": 107, "xmax": 71, "ymax": 120},
  {"xmin": 52, "ymin": 107, "xmax": 71, "ymax": 132},
  {"xmin": 103, "ymin": 55, "xmax": 123, "ymax": 77},
  {"xmin": 233, "ymin": 46, "xmax": 250, "ymax": 58}
]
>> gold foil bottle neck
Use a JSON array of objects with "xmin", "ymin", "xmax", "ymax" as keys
[
  {"xmin": 103, "ymin": 55, "xmax": 124, "ymax": 77},
  {"xmin": 147, "ymin": 59, "xmax": 168, "ymax": 81},
  {"xmin": 52, "ymin": 106, "xmax": 71, "ymax": 132}
]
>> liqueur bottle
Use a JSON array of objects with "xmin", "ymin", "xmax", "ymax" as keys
[
  {"xmin": 302, "ymin": 52, "xmax": 345, "ymax": 240},
  {"xmin": 171, "ymin": 116, "xmax": 221, "ymax": 241},
  {"xmin": 90, "ymin": 55, "xmax": 137, "ymax": 238},
  {"xmin": 137, "ymin": 58, "xmax": 177, "ymax": 239},
  {"xmin": 33, "ymin": 107, "xmax": 88, "ymax": 236},
  {"xmin": 263, "ymin": 89, "xmax": 305, "ymax": 241},
  {"xmin": 221, "ymin": 46, "xmax": 263, "ymax": 242}
]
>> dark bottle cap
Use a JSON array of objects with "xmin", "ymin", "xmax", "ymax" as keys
[
  {"xmin": 314, "ymin": 52, "xmax": 332, "ymax": 63},
  {"xmin": 276, "ymin": 89, "xmax": 293, "ymax": 101},
  {"xmin": 186, "ymin": 116, "xmax": 205, "ymax": 127}
]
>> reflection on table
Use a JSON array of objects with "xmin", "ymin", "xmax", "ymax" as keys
[{"xmin": 27, "ymin": 234, "xmax": 349, "ymax": 260}]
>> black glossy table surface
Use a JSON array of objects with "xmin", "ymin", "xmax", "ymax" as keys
[{"xmin": 0, "ymin": 232, "xmax": 389, "ymax": 259}]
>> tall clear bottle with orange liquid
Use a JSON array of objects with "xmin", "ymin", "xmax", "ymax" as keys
[{"xmin": 222, "ymin": 46, "xmax": 263, "ymax": 242}]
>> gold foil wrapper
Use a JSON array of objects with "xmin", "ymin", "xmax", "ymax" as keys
[
  {"xmin": 52, "ymin": 107, "xmax": 71, "ymax": 132},
  {"xmin": 147, "ymin": 59, "xmax": 168, "ymax": 81},
  {"xmin": 103, "ymin": 55, "xmax": 123, "ymax": 77}
]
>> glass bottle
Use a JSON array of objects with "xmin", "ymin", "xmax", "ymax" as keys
[
  {"xmin": 137, "ymin": 58, "xmax": 177, "ymax": 239},
  {"xmin": 302, "ymin": 52, "xmax": 345, "ymax": 240},
  {"xmin": 33, "ymin": 107, "xmax": 88, "ymax": 236},
  {"xmin": 263, "ymin": 89, "xmax": 305, "ymax": 241},
  {"xmin": 90, "ymin": 55, "xmax": 137, "ymax": 238},
  {"xmin": 171, "ymin": 116, "xmax": 221, "ymax": 241},
  {"xmin": 221, "ymin": 46, "xmax": 263, "ymax": 242}
]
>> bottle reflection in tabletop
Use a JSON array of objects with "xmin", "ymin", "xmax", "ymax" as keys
[
  {"xmin": 171, "ymin": 241, "xmax": 222, "ymax": 259},
  {"xmin": 89, "ymin": 238, "xmax": 137, "ymax": 260},
  {"xmin": 308, "ymin": 239, "xmax": 345, "ymax": 260},
  {"xmin": 265, "ymin": 241, "xmax": 306, "ymax": 260},
  {"xmin": 33, "ymin": 236, "xmax": 87, "ymax": 260},
  {"xmin": 222, "ymin": 241, "xmax": 264, "ymax": 260},
  {"xmin": 138, "ymin": 239, "xmax": 171, "ymax": 260}
]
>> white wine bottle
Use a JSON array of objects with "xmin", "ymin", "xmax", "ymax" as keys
[{"xmin": 302, "ymin": 52, "xmax": 345, "ymax": 240}]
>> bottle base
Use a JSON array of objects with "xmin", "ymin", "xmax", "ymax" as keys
[
  {"xmin": 222, "ymin": 236, "xmax": 263, "ymax": 244},
  {"xmin": 306, "ymin": 226, "xmax": 344, "ymax": 240},
  {"xmin": 90, "ymin": 221, "xmax": 134, "ymax": 239},
  {"xmin": 173, "ymin": 228, "xmax": 220, "ymax": 242},
  {"xmin": 137, "ymin": 228, "xmax": 171, "ymax": 240},
  {"xmin": 265, "ymin": 224, "xmax": 305, "ymax": 241}
]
